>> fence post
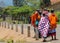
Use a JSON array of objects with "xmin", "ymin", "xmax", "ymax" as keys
[
  {"xmin": 1, "ymin": 22, "xmax": 2, "ymax": 27},
  {"xmin": 11, "ymin": 40, "xmax": 14, "ymax": 43},
  {"xmin": 27, "ymin": 26, "xmax": 30, "ymax": 37},
  {"xmin": 0, "ymin": 22, "xmax": 1, "ymax": 27},
  {"xmin": 16, "ymin": 24, "xmax": 18, "ymax": 32},
  {"xmin": 35, "ymin": 27, "xmax": 39, "ymax": 40},
  {"xmin": 2, "ymin": 22, "xmax": 3, "ymax": 27},
  {"xmin": 8, "ymin": 23, "xmax": 9, "ymax": 29},
  {"xmin": 11, "ymin": 23, "xmax": 13, "ymax": 30},
  {"xmin": 1, "ymin": 22, "xmax": 2, "ymax": 26},
  {"xmin": 4, "ymin": 22, "xmax": 6, "ymax": 28},
  {"xmin": 21, "ymin": 24, "xmax": 23, "ymax": 34}
]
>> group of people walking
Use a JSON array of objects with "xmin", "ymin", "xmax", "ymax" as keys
[{"xmin": 30, "ymin": 8, "xmax": 58, "ymax": 42}]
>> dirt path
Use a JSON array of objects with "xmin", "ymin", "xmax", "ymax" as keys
[{"xmin": 0, "ymin": 24, "xmax": 60, "ymax": 43}]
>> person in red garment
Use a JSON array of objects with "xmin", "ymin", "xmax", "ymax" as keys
[
  {"xmin": 31, "ymin": 10, "xmax": 41, "ymax": 38},
  {"xmin": 49, "ymin": 9, "xmax": 58, "ymax": 40}
]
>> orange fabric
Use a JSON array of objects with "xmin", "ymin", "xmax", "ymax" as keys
[
  {"xmin": 38, "ymin": 15, "xmax": 41, "ymax": 21},
  {"xmin": 31, "ymin": 12, "xmax": 41, "ymax": 27},
  {"xmin": 49, "ymin": 13, "xmax": 58, "ymax": 29},
  {"xmin": 31, "ymin": 14, "xmax": 36, "ymax": 27}
]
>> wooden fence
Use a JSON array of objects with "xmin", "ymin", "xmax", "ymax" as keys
[{"xmin": 0, "ymin": 22, "xmax": 39, "ymax": 43}]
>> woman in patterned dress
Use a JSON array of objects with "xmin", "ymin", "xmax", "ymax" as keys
[{"xmin": 38, "ymin": 13, "xmax": 50, "ymax": 42}]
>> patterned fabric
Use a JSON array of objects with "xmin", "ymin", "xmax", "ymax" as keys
[
  {"xmin": 49, "ymin": 29, "xmax": 56, "ymax": 33},
  {"xmin": 42, "ymin": 11, "xmax": 48, "ymax": 16},
  {"xmin": 38, "ymin": 16, "xmax": 49, "ymax": 38}
]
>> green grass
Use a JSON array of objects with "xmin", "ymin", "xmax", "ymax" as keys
[
  {"xmin": 57, "ymin": 22, "xmax": 60, "ymax": 24},
  {"xmin": 6, "ymin": 37, "xmax": 14, "ymax": 43},
  {"xmin": 55, "ymin": 11, "xmax": 60, "ymax": 24}
]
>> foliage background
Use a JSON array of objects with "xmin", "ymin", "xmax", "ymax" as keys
[{"xmin": 0, "ymin": 0, "xmax": 60, "ymax": 24}]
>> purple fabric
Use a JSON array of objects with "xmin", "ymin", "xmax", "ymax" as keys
[
  {"xmin": 49, "ymin": 29, "xmax": 56, "ymax": 33},
  {"xmin": 38, "ymin": 16, "xmax": 49, "ymax": 37}
]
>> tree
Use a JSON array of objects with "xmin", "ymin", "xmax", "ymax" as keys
[
  {"xmin": 13, "ymin": 0, "xmax": 24, "ymax": 7},
  {"xmin": 0, "ymin": 7, "xmax": 3, "ymax": 18},
  {"xmin": 24, "ymin": 0, "xmax": 41, "ymax": 9},
  {"xmin": 2, "ymin": 6, "xmax": 34, "ymax": 21},
  {"xmin": 43, "ymin": 0, "xmax": 51, "ymax": 6}
]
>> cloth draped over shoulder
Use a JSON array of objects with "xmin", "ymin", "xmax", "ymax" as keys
[
  {"xmin": 31, "ymin": 12, "xmax": 41, "ymax": 27},
  {"xmin": 48, "ymin": 13, "xmax": 58, "ymax": 29},
  {"xmin": 38, "ymin": 16, "xmax": 49, "ymax": 37}
]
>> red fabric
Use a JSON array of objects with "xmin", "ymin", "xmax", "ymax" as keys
[
  {"xmin": 50, "ymin": 32, "xmax": 56, "ymax": 36},
  {"xmin": 31, "ymin": 12, "xmax": 39, "ymax": 27}
]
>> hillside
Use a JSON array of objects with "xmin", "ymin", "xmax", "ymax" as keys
[{"xmin": 48, "ymin": 2, "xmax": 60, "ymax": 10}]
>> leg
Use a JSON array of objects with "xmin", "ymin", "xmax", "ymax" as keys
[
  {"xmin": 43, "ymin": 37, "xmax": 47, "ymax": 42},
  {"xmin": 51, "ymin": 33, "xmax": 54, "ymax": 40},
  {"xmin": 38, "ymin": 30, "xmax": 41, "ymax": 38},
  {"xmin": 33, "ymin": 27, "xmax": 36, "ymax": 38},
  {"xmin": 35, "ymin": 27, "xmax": 39, "ymax": 40},
  {"xmin": 52, "ymin": 29, "xmax": 57, "ymax": 40},
  {"xmin": 54, "ymin": 32, "xmax": 56, "ymax": 40},
  {"xmin": 51, "ymin": 36, "xmax": 53, "ymax": 40},
  {"xmin": 50, "ymin": 29, "xmax": 56, "ymax": 40}
]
